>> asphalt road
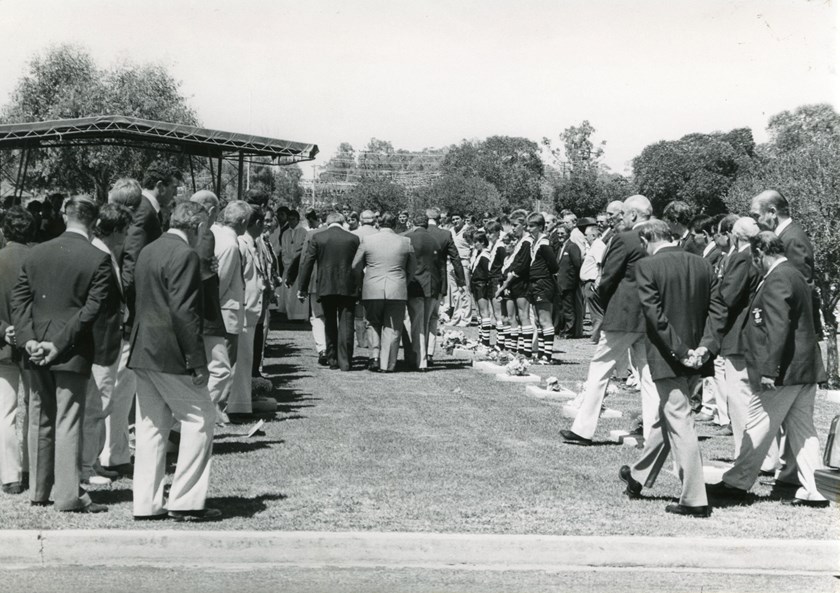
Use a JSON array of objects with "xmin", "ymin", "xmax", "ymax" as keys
[{"xmin": 2, "ymin": 566, "xmax": 835, "ymax": 593}]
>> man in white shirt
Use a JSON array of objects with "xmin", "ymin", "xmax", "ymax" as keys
[{"xmin": 578, "ymin": 218, "xmax": 606, "ymax": 344}]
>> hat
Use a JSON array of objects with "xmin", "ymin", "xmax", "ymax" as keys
[{"xmin": 577, "ymin": 217, "xmax": 598, "ymax": 230}]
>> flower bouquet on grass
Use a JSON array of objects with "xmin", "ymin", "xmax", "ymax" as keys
[
  {"xmin": 505, "ymin": 354, "xmax": 531, "ymax": 376},
  {"xmin": 440, "ymin": 329, "xmax": 467, "ymax": 354},
  {"xmin": 545, "ymin": 376, "xmax": 562, "ymax": 392}
]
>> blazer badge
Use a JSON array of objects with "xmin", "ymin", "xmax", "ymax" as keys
[{"xmin": 752, "ymin": 307, "xmax": 764, "ymax": 326}]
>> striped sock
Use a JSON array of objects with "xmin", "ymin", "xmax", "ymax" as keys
[
  {"xmin": 481, "ymin": 318, "xmax": 492, "ymax": 347},
  {"xmin": 497, "ymin": 324, "xmax": 509, "ymax": 350},
  {"xmin": 541, "ymin": 327, "xmax": 555, "ymax": 360},
  {"xmin": 520, "ymin": 326, "xmax": 534, "ymax": 356},
  {"xmin": 508, "ymin": 328, "xmax": 520, "ymax": 351}
]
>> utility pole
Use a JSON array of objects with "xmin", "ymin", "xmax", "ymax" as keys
[{"xmin": 311, "ymin": 163, "xmax": 317, "ymax": 207}]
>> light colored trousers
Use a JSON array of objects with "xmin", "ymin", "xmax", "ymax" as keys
[
  {"xmin": 407, "ymin": 296, "xmax": 438, "ymax": 369},
  {"xmin": 100, "ymin": 340, "xmax": 135, "ymax": 468},
  {"xmin": 630, "ymin": 376, "xmax": 708, "ymax": 507},
  {"xmin": 723, "ymin": 381, "xmax": 825, "ymax": 501},
  {"xmin": 82, "ymin": 359, "xmax": 119, "ymax": 478},
  {"xmin": 365, "ymin": 300, "xmax": 407, "ymax": 371},
  {"xmin": 0, "ymin": 360, "xmax": 28, "ymax": 485},
  {"xmin": 228, "ymin": 325, "xmax": 254, "ymax": 414},
  {"xmin": 722, "ymin": 355, "xmax": 751, "ymax": 460},
  {"xmin": 311, "ymin": 313, "xmax": 326, "ymax": 354},
  {"xmin": 571, "ymin": 330, "xmax": 657, "ymax": 440},
  {"xmin": 700, "ymin": 356, "xmax": 730, "ymax": 425},
  {"xmin": 204, "ymin": 335, "xmax": 235, "ymax": 406},
  {"xmin": 133, "ymin": 369, "xmax": 214, "ymax": 516}
]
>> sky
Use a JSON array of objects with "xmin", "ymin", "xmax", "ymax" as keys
[{"xmin": 0, "ymin": 0, "xmax": 836, "ymax": 176}]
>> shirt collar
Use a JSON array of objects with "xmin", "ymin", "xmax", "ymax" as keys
[
  {"xmin": 91, "ymin": 236, "xmax": 110, "ymax": 254},
  {"xmin": 702, "ymin": 242, "xmax": 716, "ymax": 258},
  {"xmin": 652, "ymin": 241, "xmax": 677, "ymax": 255},
  {"xmin": 167, "ymin": 229, "xmax": 188, "ymax": 244},
  {"xmin": 329, "ymin": 222, "xmax": 343, "ymax": 229},
  {"xmin": 738, "ymin": 242, "xmax": 750, "ymax": 253},
  {"xmin": 142, "ymin": 189, "xmax": 161, "ymax": 214},
  {"xmin": 775, "ymin": 217, "xmax": 792, "ymax": 235},
  {"xmin": 66, "ymin": 227, "xmax": 90, "ymax": 241},
  {"xmin": 763, "ymin": 256, "xmax": 788, "ymax": 279}
]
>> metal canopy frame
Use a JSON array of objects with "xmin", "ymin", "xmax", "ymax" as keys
[{"xmin": 0, "ymin": 115, "xmax": 319, "ymax": 201}]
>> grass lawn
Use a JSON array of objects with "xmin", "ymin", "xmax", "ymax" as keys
[{"xmin": 0, "ymin": 315, "xmax": 838, "ymax": 539}]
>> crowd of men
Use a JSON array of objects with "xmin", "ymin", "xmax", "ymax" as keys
[{"xmin": 0, "ymin": 157, "xmax": 831, "ymax": 520}]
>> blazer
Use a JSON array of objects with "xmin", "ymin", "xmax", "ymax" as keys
[
  {"xmin": 127, "ymin": 233, "xmax": 206, "ymax": 375},
  {"xmin": 555, "ymin": 240, "xmax": 582, "ymax": 292},
  {"xmin": 211, "ymin": 224, "xmax": 245, "ymax": 335},
  {"xmin": 353, "ymin": 228, "xmax": 415, "ymax": 301},
  {"xmin": 427, "ymin": 223, "xmax": 465, "ymax": 296},
  {"xmin": 238, "ymin": 232, "xmax": 266, "ymax": 328},
  {"xmin": 298, "ymin": 224, "xmax": 360, "ymax": 299},
  {"xmin": 743, "ymin": 260, "xmax": 826, "ymax": 386},
  {"xmin": 120, "ymin": 195, "xmax": 162, "ymax": 332},
  {"xmin": 598, "ymin": 229, "xmax": 647, "ymax": 333},
  {"xmin": 405, "ymin": 227, "xmax": 442, "ymax": 299},
  {"xmin": 636, "ymin": 246, "xmax": 716, "ymax": 381},
  {"xmin": 777, "ymin": 220, "xmax": 814, "ymax": 282},
  {"xmin": 89, "ymin": 239, "xmax": 124, "ymax": 366},
  {"xmin": 195, "ymin": 225, "xmax": 226, "ymax": 338},
  {"xmin": 700, "ymin": 247, "xmax": 760, "ymax": 357},
  {"xmin": 11, "ymin": 231, "xmax": 112, "ymax": 375},
  {"xmin": 0, "ymin": 242, "xmax": 29, "ymax": 360}
]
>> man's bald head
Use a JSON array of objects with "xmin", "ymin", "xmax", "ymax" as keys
[
  {"xmin": 622, "ymin": 194, "xmax": 652, "ymax": 226},
  {"xmin": 750, "ymin": 189, "xmax": 790, "ymax": 230},
  {"xmin": 190, "ymin": 190, "xmax": 220, "ymax": 216}
]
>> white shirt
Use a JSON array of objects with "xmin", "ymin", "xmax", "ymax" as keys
[
  {"xmin": 142, "ymin": 189, "xmax": 161, "ymax": 214},
  {"xmin": 775, "ymin": 217, "xmax": 792, "ymax": 236},
  {"xmin": 702, "ymin": 241, "xmax": 716, "ymax": 258},
  {"xmin": 580, "ymin": 238, "xmax": 606, "ymax": 282},
  {"xmin": 167, "ymin": 228, "xmax": 188, "ymax": 244}
]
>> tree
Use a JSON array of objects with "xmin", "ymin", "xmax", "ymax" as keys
[
  {"xmin": 442, "ymin": 136, "xmax": 543, "ymax": 212},
  {"xmin": 726, "ymin": 104, "xmax": 840, "ymax": 385},
  {"xmin": 543, "ymin": 120, "xmax": 631, "ymax": 216},
  {"xmin": 344, "ymin": 177, "xmax": 408, "ymax": 214},
  {"xmin": 632, "ymin": 128, "xmax": 756, "ymax": 215},
  {"xmin": 412, "ymin": 173, "xmax": 502, "ymax": 218},
  {"xmin": 1, "ymin": 44, "xmax": 198, "ymax": 201}
]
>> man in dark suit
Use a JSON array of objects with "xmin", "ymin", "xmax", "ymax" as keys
[
  {"xmin": 0, "ymin": 207, "xmax": 35, "ymax": 494},
  {"xmin": 425, "ymin": 208, "xmax": 466, "ymax": 363},
  {"xmin": 705, "ymin": 231, "xmax": 829, "ymax": 507},
  {"xmin": 619, "ymin": 220, "xmax": 717, "ymax": 517},
  {"xmin": 298, "ymin": 212, "xmax": 360, "ymax": 371},
  {"xmin": 405, "ymin": 214, "xmax": 443, "ymax": 370},
  {"xmin": 696, "ymin": 217, "xmax": 761, "ymax": 459},
  {"xmin": 552, "ymin": 225, "xmax": 583, "ymax": 339},
  {"xmin": 11, "ymin": 196, "xmax": 113, "ymax": 513},
  {"xmin": 663, "ymin": 200, "xmax": 702, "ymax": 255},
  {"xmin": 561, "ymin": 195, "xmax": 657, "ymax": 445},
  {"xmin": 128, "ymin": 201, "xmax": 219, "ymax": 522}
]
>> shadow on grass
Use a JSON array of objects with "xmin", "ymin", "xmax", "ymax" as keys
[
  {"xmin": 91, "ymin": 487, "xmax": 134, "ymax": 504},
  {"xmin": 208, "ymin": 493, "xmax": 288, "ymax": 519},
  {"xmin": 213, "ymin": 439, "xmax": 285, "ymax": 455}
]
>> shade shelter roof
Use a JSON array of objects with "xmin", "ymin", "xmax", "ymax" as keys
[{"xmin": 0, "ymin": 115, "xmax": 318, "ymax": 163}]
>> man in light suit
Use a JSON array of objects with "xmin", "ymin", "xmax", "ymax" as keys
[
  {"xmin": 705, "ymin": 231, "xmax": 829, "ymax": 508},
  {"xmin": 129, "ymin": 201, "xmax": 219, "ymax": 522},
  {"xmin": 298, "ymin": 212, "xmax": 360, "ymax": 371},
  {"xmin": 351, "ymin": 210, "xmax": 379, "ymax": 349},
  {"xmin": 210, "ymin": 201, "xmax": 248, "ymax": 420},
  {"xmin": 618, "ymin": 220, "xmax": 717, "ymax": 517},
  {"xmin": 228, "ymin": 206, "xmax": 267, "ymax": 417},
  {"xmin": 353, "ymin": 212, "xmax": 416, "ymax": 372},
  {"xmin": 405, "ymin": 214, "xmax": 444, "ymax": 371},
  {"xmin": 12, "ymin": 196, "xmax": 113, "ymax": 512},
  {"xmin": 0, "ymin": 207, "xmax": 35, "ymax": 495},
  {"xmin": 561, "ymin": 195, "xmax": 657, "ymax": 445},
  {"xmin": 426, "ymin": 208, "xmax": 466, "ymax": 363}
]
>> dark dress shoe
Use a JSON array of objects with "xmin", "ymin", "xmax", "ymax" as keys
[
  {"xmin": 782, "ymin": 498, "xmax": 830, "ymax": 508},
  {"xmin": 67, "ymin": 502, "xmax": 108, "ymax": 514},
  {"xmin": 705, "ymin": 481, "xmax": 748, "ymax": 500},
  {"xmin": 2, "ymin": 482, "xmax": 24, "ymax": 495},
  {"xmin": 168, "ymin": 508, "xmax": 222, "ymax": 522},
  {"xmin": 367, "ymin": 361, "xmax": 380, "ymax": 372},
  {"xmin": 30, "ymin": 500, "xmax": 51, "ymax": 507},
  {"xmin": 560, "ymin": 429, "xmax": 592, "ymax": 446},
  {"xmin": 619, "ymin": 465, "xmax": 642, "ymax": 499},
  {"xmin": 328, "ymin": 359, "xmax": 339, "ymax": 370},
  {"xmin": 317, "ymin": 352, "xmax": 329, "ymax": 366},
  {"xmin": 134, "ymin": 513, "xmax": 170, "ymax": 521},
  {"xmin": 665, "ymin": 503, "xmax": 711, "ymax": 518},
  {"xmin": 102, "ymin": 463, "xmax": 134, "ymax": 478}
]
